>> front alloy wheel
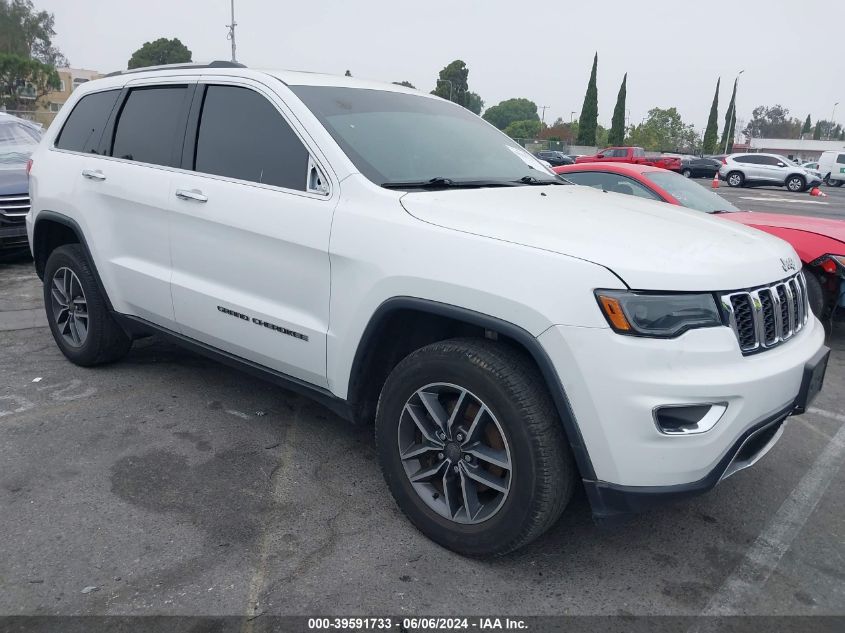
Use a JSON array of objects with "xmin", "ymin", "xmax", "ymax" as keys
[
  {"xmin": 398, "ymin": 383, "xmax": 512, "ymax": 524},
  {"xmin": 786, "ymin": 175, "xmax": 805, "ymax": 192},
  {"xmin": 50, "ymin": 267, "xmax": 89, "ymax": 347}
]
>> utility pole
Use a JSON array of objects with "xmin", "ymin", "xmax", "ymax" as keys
[
  {"xmin": 226, "ymin": 0, "xmax": 238, "ymax": 63},
  {"xmin": 829, "ymin": 102, "xmax": 839, "ymax": 140},
  {"xmin": 570, "ymin": 111, "xmax": 576, "ymax": 124},
  {"xmin": 540, "ymin": 105, "xmax": 548, "ymax": 126},
  {"xmin": 723, "ymin": 69, "xmax": 745, "ymax": 154}
]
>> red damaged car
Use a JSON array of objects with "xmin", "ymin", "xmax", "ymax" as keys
[{"xmin": 554, "ymin": 162, "xmax": 845, "ymax": 320}]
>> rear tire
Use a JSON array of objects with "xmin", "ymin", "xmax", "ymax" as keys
[
  {"xmin": 681, "ymin": 168, "xmax": 692, "ymax": 178},
  {"xmin": 375, "ymin": 338, "xmax": 574, "ymax": 557},
  {"xmin": 43, "ymin": 244, "xmax": 132, "ymax": 366},
  {"xmin": 786, "ymin": 175, "xmax": 806, "ymax": 192},
  {"xmin": 824, "ymin": 174, "xmax": 843, "ymax": 187},
  {"xmin": 726, "ymin": 171, "xmax": 744, "ymax": 187}
]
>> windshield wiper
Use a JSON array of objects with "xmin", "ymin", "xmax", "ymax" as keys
[
  {"xmin": 516, "ymin": 175, "xmax": 566, "ymax": 185},
  {"xmin": 381, "ymin": 177, "xmax": 518, "ymax": 190}
]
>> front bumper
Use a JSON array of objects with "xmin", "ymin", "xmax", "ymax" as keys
[
  {"xmin": 0, "ymin": 223, "xmax": 29, "ymax": 252},
  {"xmin": 538, "ymin": 315, "xmax": 827, "ymax": 493}
]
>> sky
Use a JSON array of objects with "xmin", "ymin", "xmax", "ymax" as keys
[{"xmin": 38, "ymin": 0, "xmax": 844, "ymax": 133}]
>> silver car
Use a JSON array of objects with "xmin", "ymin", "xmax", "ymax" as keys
[{"xmin": 718, "ymin": 153, "xmax": 823, "ymax": 192}]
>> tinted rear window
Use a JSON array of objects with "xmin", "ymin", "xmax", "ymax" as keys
[
  {"xmin": 55, "ymin": 90, "xmax": 120, "ymax": 153},
  {"xmin": 111, "ymin": 86, "xmax": 189, "ymax": 166},
  {"xmin": 838, "ymin": 154, "xmax": 845, "ymax": 164}
]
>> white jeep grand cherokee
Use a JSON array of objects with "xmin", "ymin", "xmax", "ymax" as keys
[{"xmin": 26, "ymin": 62, "xmax": 829, "ymax": 556}]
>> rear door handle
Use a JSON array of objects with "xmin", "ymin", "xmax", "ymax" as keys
[
  {"xmin": 175, "ymin": 188, "xmax": 208, "ymax": 203},
  {"xmin": 81, "ymin": 169, "xmax": 106, "ymax": 181}
]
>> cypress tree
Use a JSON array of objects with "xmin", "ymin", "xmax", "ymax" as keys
[
  {"xmin": 576, "ymin": 53, "xmax": 598, "ymax": 145},
  {"xmin": 719, "ymin": 78, "xmax": 737, "ymax": 152},
  {"xmin": 801, "ymin": 115, "xmax": 812, "ymax": 137},
  {"xmin": 813, "ymin": 121, "xmax": 822, "ymax": 140},
  {"xmin": 607, "ymin": 73, "xmax": 627, "ymax": 146},
  {"xmin": 702, "ymin": 78, "xmax": 720, "ymax": 154}
]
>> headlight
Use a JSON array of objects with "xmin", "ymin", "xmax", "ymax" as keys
[{"xmin": 595, "ymin": 290, "xmax": 722, "ymax": 337}]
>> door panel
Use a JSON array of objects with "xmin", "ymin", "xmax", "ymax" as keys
[{"xmin": 169, "ymin": 81, "xmax": 334, "ymax": 387}]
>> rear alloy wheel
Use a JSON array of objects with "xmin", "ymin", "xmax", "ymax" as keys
[
  {"xmin": 786, "ymin": 175, "xmax": 806, "ymax": 192},
  {"xmin": 727, "ymin": 171, "xmax": 744, "ymax": 187},
  {"xmin": 376, "ymin": 338, "xmax": 574, "ymax": 557},
  {"xmin": 825, "ymin": 174, "xmax": 843, "ymax": 187},
  {"xmin": 681, "ymin": 168, "xmax": 692, "ymax": 178},
  {"xmin": 43, "ymin": 244, "xmax": 132, "ymax": 366}
]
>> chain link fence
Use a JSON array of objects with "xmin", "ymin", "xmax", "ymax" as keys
[{"xmin": 1, "ymin": 109, "xmax": 58, "ymax": 129}]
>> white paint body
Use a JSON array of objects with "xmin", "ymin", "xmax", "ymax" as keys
[{"xmin": 27, "ymin": 67, "xmax": 825, "ymax": 488}]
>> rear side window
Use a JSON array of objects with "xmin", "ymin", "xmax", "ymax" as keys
[
  {"xmin": 193, "ymin": 85, "xmax": 308, "ymax": 190},
  {"xmin": 838, "ymin": 154, "xmax": 845, "ymax": 164},
  {"xmin": 563, "ymin": 171, "xmax": 661, "ymax": 200},
  {"xmin": 111, "ymin": 86, "xmax": 190, "ymax": 166},
  {"xmin": 55, "ymin": 90, "xmax": 120, "ymax": 153},
  {"xmin": 734, "ymin": 155, "xmax": 755, "ymax": 164}
]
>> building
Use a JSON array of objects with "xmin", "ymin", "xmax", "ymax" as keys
[
  {"xmin": 747, "ymin": 138, "xmax": 845, "ymax": 162},
  {"xmin": 42, "ymin": 68, "xmax": 103, "ymax": 114}
]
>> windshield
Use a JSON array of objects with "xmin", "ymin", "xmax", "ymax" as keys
[
  {"xmin": 644, "ymin": 170, "xmax": 739, "ymax": 213},
  {"xmin": 0, "ymin": 118, "xmax": 41, "ymax": 170},
  {"xmin": 288, "ymin": 86, "xmax": 555, "ymax": 187}
]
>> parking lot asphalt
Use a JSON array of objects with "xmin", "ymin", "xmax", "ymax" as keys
[
  {"xmin": 1, "ymin": 255, "xmax": 844, "ymax": 619},
  {"xmin": 693, "ymin": 179, "xmax": 845, "ymax": 219}
]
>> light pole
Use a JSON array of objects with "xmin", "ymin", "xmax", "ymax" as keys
[
  {"xmin": 723, "ymin": 70, "xmax": 744, "ymax": 154},
  {"xmin": 829, "ymin": 102, "xmax": 839, "ymax": 140},
  {"xmin": 570, "ymin": 111, "xmax": 576, "ymax": 124},
  {"xmin": 540, "ymin": 105, "xmax": 548, "ymax": 126},
  {"xmin": 226, "ymin": 0, "xmax": 237, "ymax": 63},
  {"xmin": 436, "ymin": 79, "xmax": 453, "ymax": 103}
]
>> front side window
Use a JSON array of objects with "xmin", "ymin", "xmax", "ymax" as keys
[
  {"xmin": 837, "ymin": 154, "xmax": 845, "ymax": 164},
  {"xmin": 111, "ymin": 86, "xmax": 189, "ymax": 167},
  {"xmin": 288, "ymin": 85, "xmax": 554, "ymax": 187},
  {"xmin": 55, "ymin": 89, "xmax": 120, "ymax": 153},
  {"xmin": 193, "ymin": 85, "xmax": 309, "ymax": 190}
]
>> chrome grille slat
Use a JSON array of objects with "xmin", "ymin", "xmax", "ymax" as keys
[
  {"xmin": 0, "ymin": 194, "xmax": 30, "ymax": 223},
  {"xmin": 721, "ymin": 272, "xmax": 809, "ymax": 355}
]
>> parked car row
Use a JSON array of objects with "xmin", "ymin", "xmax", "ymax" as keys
[
  {"xmin": 554, "ymin": 162, "xmax": 845, "ymax": 321},
  {"xmin": 19, "ymin": 64, "xmax": 835, "ymax": 556}
]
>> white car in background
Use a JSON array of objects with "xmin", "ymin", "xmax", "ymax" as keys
[
  {"xmin": 818, "ymin": 150, "xmax": 845, "ymax": 187},
  {"xmin": 802, "ymin": 161, "xmax": 822, "ymax": 180},
  {"xmin": 719, "ymin": 153, "xmax": 823, "ymax": 191}
]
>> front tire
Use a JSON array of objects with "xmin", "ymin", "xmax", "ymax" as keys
[
  {"xmin": 786, "ymin": 175, "xmax": 806, "ymax": 192},
  {"xmin": 681, "ymin": 168, "xmax": 692, "ymax": 178},
  {"xmin": 43, "ymin": 244, "xmax": 132, "ymax": 366},
  {"xmin": 803, "ymin": 267, "xmax": 825, "ymax": 320},
  {"xmin": 824, "ymin": 174, "xmax": 843, "ymax": 187},
  {"xmin": 375, "ymin": 338, "xmax": 574, "ymax": 557},
  {"xmin": 727, "ymin": 171, "xmax": 744, "ymax": 187}
]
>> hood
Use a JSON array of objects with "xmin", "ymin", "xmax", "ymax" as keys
[
  {"xmin": 400, "ymin": 185, "xmax": 799, "ymax": 291},
  {"xmin": 722, "ymin": 212, "xmax": 845, "ymax": 245},
  {"xmin": 0, "ymin": 168, "xmax": 28, "ymax": 197}
]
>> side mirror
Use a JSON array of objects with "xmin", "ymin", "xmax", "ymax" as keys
[
  {"xmin": 597, "ymin": 154, "xmax": 605, "ymax": 159},
  {"xmin": 777, "ymin": 162, "xmax": 785, "ymax": 167}
]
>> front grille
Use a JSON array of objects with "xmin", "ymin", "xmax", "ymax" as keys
[
  {"xmin": 720, "ymin": 272, "xmax": 809, "ymax": 354},
  {"xmin": 0, "ymin": 194, "xmax": 30, "ymax": 226}
]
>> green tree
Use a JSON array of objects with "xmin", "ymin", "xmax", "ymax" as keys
[
  {"xmin": 744, "ymin": 105, "xmax": 803, "ymax": 140},
  {"xmin": 392, "ymin": 80, "xmax": 415, "ymax": 89},
  {"xmin": 0, "ymin": 0, "xmax": 67, "ymax": 66},
  {"xmin": 482, "ymin": 98, "xmax": 538, "ymax": 130},
  {"xmin": 465, "ymin": 91, "xmax": 484, "ymax": 115},
  {"xmin": 626, "ymin": 107, "xmax": 696, "ymax": 152},
  {"xmin": 503, "ymin": 119, "xmax": 541, "ymax": 140},
  {"xmin": 702, "ymin": 78, "xmax": 720, "ymax": 154},
  {"xmin": 607, "ymin": 73, "xmax": 627, "ymax": 146},
  {"xmin": 719, "ymin": 79, "xmax": 738, "ymax": 152},
  {"xmin": 0, "ymin": 52, "xmax": 58, "ymax": 110},
  {"xmin": 801, "ymin": 114, "xmax": 812, "ymax": 137},
  {"xmin": 431, "ymin": 59, "xmax": 468, "ymax": 105},
  {"xmin": 813, "ymin": 121, "xmax": 822, "ymax": 140},
  {"xmin": 127, "ymin": 37, "xmax": 192, "ymax": 70},
  {"xmin": 576, "ymin": 52, "xmax": 598, "ymax": 145}
]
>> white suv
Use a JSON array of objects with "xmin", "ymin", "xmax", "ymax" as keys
[
  {"xmin": 26, "ymin": 63, "xmax": 829, "ymax": 556},
  {"xmin": 719, "ymin": 152, "xmax": 823, "ymax": 191}
]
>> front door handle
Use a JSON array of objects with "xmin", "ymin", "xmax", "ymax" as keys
[
  {"xmin": 175, "ymin": 188, "xmax": 208, "ymax": 203},
  {"xmin": 81, "ymin": 169, "xmax": 106, "ymax": 181}
]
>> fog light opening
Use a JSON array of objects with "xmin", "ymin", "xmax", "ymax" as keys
[{"xmin": 653, "ymin": 403, "xmax": 728, "ymax": 435}]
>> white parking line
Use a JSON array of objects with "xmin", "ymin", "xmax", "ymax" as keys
[
  {"xmin": 808, "ymin": 407, "xmax": 845, "ymax": 423},
  {"xmin": 697, "ymin": 417, "xmax": 845, "ymax": 617},
  {"xmin": 738, "ymin": 196, "xmax": 829, "ymax": 205}
]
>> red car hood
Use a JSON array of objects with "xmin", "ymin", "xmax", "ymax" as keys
[{"xmin": 722, "ymin": 212, "xmax": 845, "ymax": 244}]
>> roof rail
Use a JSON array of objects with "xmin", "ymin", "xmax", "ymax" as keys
[{"xmin": 104, "ymin": 60, "xmax": 247, "ymax": 78}]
